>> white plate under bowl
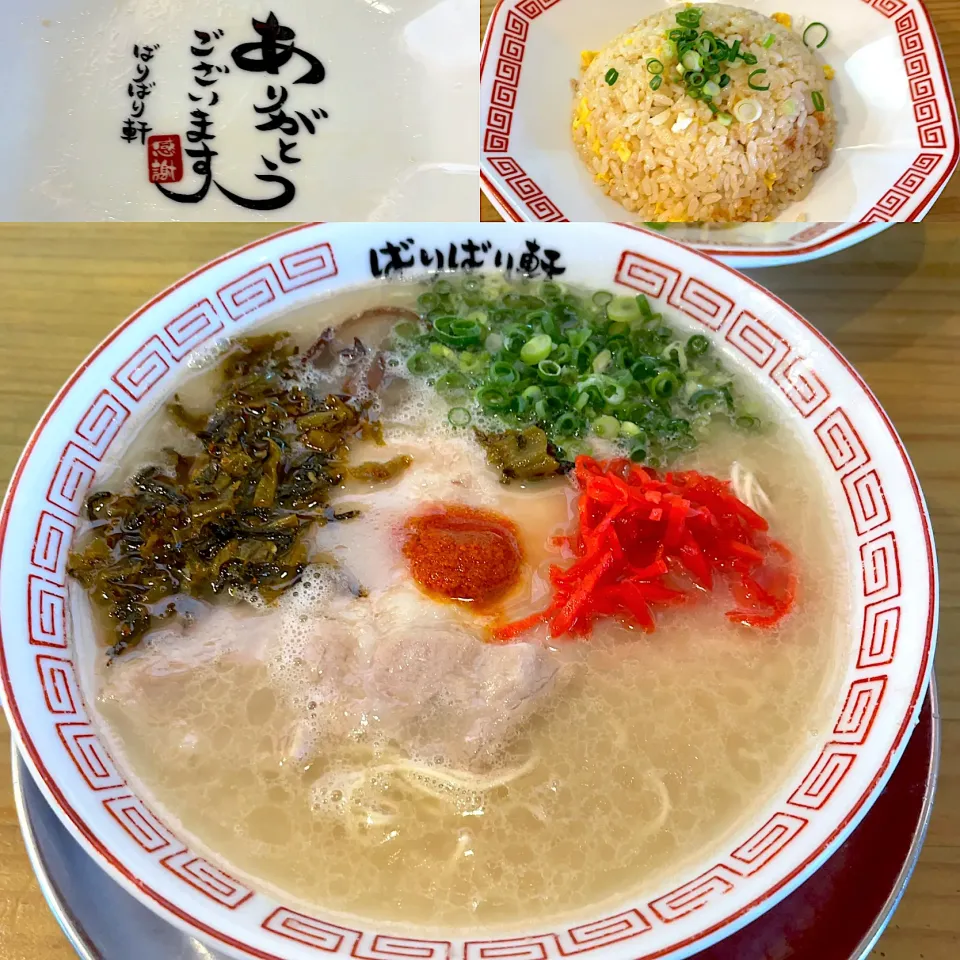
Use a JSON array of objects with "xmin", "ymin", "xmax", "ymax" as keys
[
  {"xmin": 0, "ymin": 0, "xmax": 478, "ymax": 221},
  {"xmin": 0, "ymin": 222, "xmax": 938, "ymax": 960},
  {"xmin": 480, "ymin": 0, "xmax": 958, "ymax": 223}
]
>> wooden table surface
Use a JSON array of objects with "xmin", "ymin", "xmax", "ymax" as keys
[
  {"xmin": 479, "ymin": 0, "xmax": 960, "ymax": 221},
  {"xmin": 0, "ymin": 223, "xmax": 958, "ymax": 959}
]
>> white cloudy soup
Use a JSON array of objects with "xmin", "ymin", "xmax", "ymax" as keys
[{"xmin": 69, "ymin": 276, "xmax": 849, "ymax": 931}]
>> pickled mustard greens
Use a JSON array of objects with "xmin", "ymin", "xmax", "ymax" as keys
[
  {"xmin": 67, "ymin": 333, "xmax": 400, "ymax": 659},
  {"xmin": 390, "ymin": 274, "xmax": 759, "ymax": 471},
  {"xmin": 475, "ymin": 426, "xmax": 568, "ymax": 483}
]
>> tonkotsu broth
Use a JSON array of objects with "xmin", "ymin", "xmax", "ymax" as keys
[{"xmin": 80, "ymin": 280, "xmax": 850, "ymax": 931}]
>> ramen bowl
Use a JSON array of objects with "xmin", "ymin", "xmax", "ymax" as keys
[{"xmin": 0, "ymin": 222, "xmax": 937, "ymax": 960}]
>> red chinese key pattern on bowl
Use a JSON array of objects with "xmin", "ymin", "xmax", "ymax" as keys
[
  {"xmin": 2, "ymin": 233, "xmax": 929, "ymax": 960},
  {"xmin": 480, "ymin": 0, "xmax": 958, "ymax": 224}
]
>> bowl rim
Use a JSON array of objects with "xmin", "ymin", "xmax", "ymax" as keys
[
  {"xmin": 479, "ymin": 200, "xmax": 893, "ymax": 266},
  {"xmin": 0, "ymin": 221, "xmax": 939, "ymax": 960},
  {"xmin": 479, "ymin": 0, "xmax": 960, "ymax": 224}
]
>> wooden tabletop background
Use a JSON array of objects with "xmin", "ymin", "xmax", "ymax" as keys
[
  {"xmin": 0, "ymin": 223, "xmax": 959, "ymax": 959},
  {"xmin": 478, "ymin": 0, "xmax": 960, "ymax": 221}
]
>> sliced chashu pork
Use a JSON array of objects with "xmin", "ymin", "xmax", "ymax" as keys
[{"xmin": 100, "ymin": 583, "xmax": 563, "ymax": 771}]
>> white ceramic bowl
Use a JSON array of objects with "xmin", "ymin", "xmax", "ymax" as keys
[
  {"xmin": 480, "ymin": 0, "xmax": 959, "ymax": 223},
  {"xmin": 0, "ymin": 222, "xmax": 938, "ymax": 960}
]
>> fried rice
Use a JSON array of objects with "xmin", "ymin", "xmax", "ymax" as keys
[{"xmin": 572, "ymin": 4, "xmax": 836, "ymax": 222}]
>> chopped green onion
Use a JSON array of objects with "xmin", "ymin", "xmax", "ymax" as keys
[
  {"xmin": 812, "ymin": 90, "xmax": 825, "ymax": 112},
  {"xmin": 762, "ymin": 33, "xmax": 776, "ymax": 48},
  {"xmin": 736, "ymin": 414, "xmax": 761, "ymax": 431},
  {"xmin": 417, "ymin": 291, "xmax": 440, "ymax": 311},
  {"xmin": 554, "ymin": 412, "xmax": 583, "ymax": 438},
  {"xmin": 802, "ymin": 21, "xmax": 829, "ymax": 49},
  {"xmin": 520, "ymin": 333, "xmax": 554, "ymax": 365},
  {"xmin": 675, "ymin": 9, "xmax": 702, "ymax": 28},
  {"xmin": 568, "ymin": 326, "xmax": 592, "ymax": 349},
  {"xmin": 682, "ymin": 50, "xmax": 702, "ymax": 72},
  {"xmin": 718, "ymin": 73, "xmax": 731, "ymax": 88},
  {"xmin": 593, "ymin": 349, "xmax": 613, "ymax": 373},
  {"xmin": 537, "ymin": 359, "xmax": 562, "ymax": 382},
  {"xmin": 435, "ymin": 371, "xmax": 469, "ymax": 397},
  {"xmin": 607, "ymin": 295, "xmax": 642, "ymax": 323},
  {"xmin": 397, "ymin": 274, "xmax": 759, "ymax": 468},
  {"xmin": 687, "ymin": 71, "xmax": 706, "ymax": 88},
  {"xmin": 647, "ymin": 58, "xmax": 664, "ymax": 75},
  {"xmin": 600, "ymin": 381, "xmax": 626, "ymax": 406},
  {"xmin": 605, "ymin": 67, "xmax": 619, "ymax": 85},
  {"xmin": 688, "ymin": 388, "xmax": 722, "ymax": 411},
  {"xmin": 593, "ymin": 415, "xmax": 621, "ymax": 440},
  {"xmin": 650, "ymin": 75, "xmax": 663, "ymax": 91},
  {"xmin": 742, "ymin": 52, "xmax": 758, "ymax": 65},
  {"xmin": 747, "ymin": 68, "xmax": 770, "ymax": 91},
  {"xmin": 729, "ymin": 39, "xmax": 741, "ymax": 61},
  {"xmin": 459, "ymin": 351, "xmax": 487, "ymax": 374},
  {"xmin": 703, "ymin": 80, "xmax": 721, "ymax": 98},
  {"xmin": 650, "ymin": 371, "xmax": 680, "ymax": 399},
  {"xmin": 580, "ymin": 344, "xmax": 600, "ymax": 372},
  {"xmin": 717, "ymin": 111, "xmax": 734, "ymax": 126},
  {"xmin": 536, "ymin": 396, "xmax": 565, "ymax": 421},
  {"xmin": 433, "ymin": 314, "xmax": 484, "ymax": 348},
  {"xmin": 734, "ymin": 98, "xmax": 762, "ymax": 123},
  {"xmin": 476, "ymin": 385, "xmax": 511, "ymax": 412},
  {"xmin": 407, "ymin": 351, "xmax": 434, "ymax": 375},
  {"xmin": 484, "ymin": 332, "xmax": 503, "ymax": 353},
  {"xmin": 490, "ymin": 360, "xmax": 518, "ymax": 384}
]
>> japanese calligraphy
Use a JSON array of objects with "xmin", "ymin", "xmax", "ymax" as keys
[
  {"xmin": 120, "ymin": 44, "xmax": 160, "ymax": 145},
  {"xmin": 231, "ymin": 12, "xmax": 328, "ymax": 202},
  {"xmin": 153, "ymin": 29, "xmax": 228, "ymax": 206},
  {"xmin": 231, "ymin": 12, "xmax": 326, "ymax": 83},
  {"xmin": 369, "ymin": 239, "xmax": 567, "ymax": 280},
  {"xmin": 123, "ymin": 13, "xmax": 327, "ymax": 210}
]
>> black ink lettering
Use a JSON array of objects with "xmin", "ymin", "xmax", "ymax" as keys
[
  {"xmin": 120, "ymin": 118, "xmax": 152, "ymax": 144},
  {"xmin": 519, "ymin": 240, "xmax": 541, "ymax": 276},
  {"xmin": 277, "ymin": 139, "xmax": 300, "ymax": 164},
  {"xmin": 459, "ymin": 239, "xmax": 484, "ymax": 269},
  {"xmin": 540, "ymin": 249, "xmax": 566, "ymax": 278},
  {"xmin": 215, "ymin": 174, "xmax": 296, "ymax": 210},
  {"xmin": 369, "ymin": 240, "xmax": 416, "ymax": 278},
  {"xmin": 231, "ymin": 12, "xmax": 325, "ymax": 84}
]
